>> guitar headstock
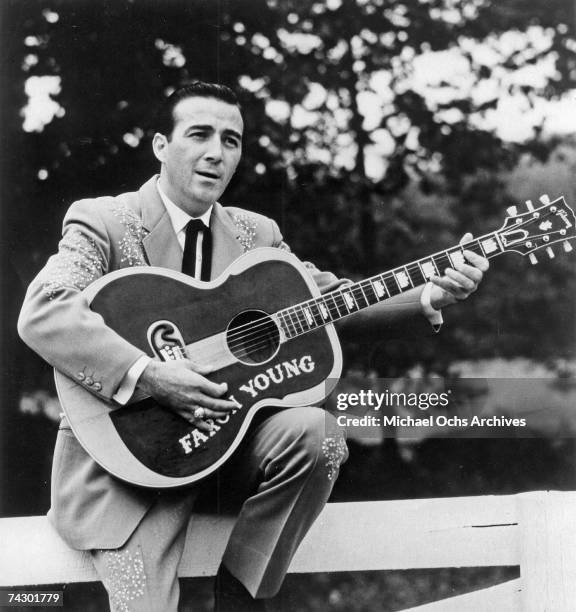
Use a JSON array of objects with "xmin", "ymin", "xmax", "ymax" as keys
[{"xmin": 496, "ymin": 195, "xmax": 576, "ymax": 263}]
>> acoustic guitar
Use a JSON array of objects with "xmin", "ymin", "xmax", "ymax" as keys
[{"xmin": 55, "ymin": 195, "xmax": 576, "ymax": 488}]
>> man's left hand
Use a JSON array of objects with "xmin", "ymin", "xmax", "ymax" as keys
[{"xmin": 429, "ymin": 232, "xmax": 489, "ymax": 310}]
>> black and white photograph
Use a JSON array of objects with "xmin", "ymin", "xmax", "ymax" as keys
[{"xmin": 1, "ymin": 1, "xmax": 576, "ymax": 610}]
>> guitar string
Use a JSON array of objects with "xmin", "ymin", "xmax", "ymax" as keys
[
  {"xmin": 169, "ymin": 211, "xmax": 564, "ymax": 358},
  {"xmin": 168, "ymin": 211, "xmax": 563, "ymax": 362},
  {"xmin": 166, "ymin": 325, "xmax": 279, "ymax": 361},
  {"xmin": 226, "ymin": 225, "xmax": 567, "ymax": 355},
  {"xmin": 170, "ymin": 336, "xmax": 286, "ymax": 363},
  {"xmin": 223, "ymin": 209, "xmax": 562, "ymax": 345},
  {"xmin": 224, "ymin": 221, "xmax": 566, "ymax": 352},
  {"xmin": 167, "ymin": 326, "xmax": 278, "ymax": 358},
  {"xmin": 234, "ymin": 248, "xmax": 565, "ymax": 356}
]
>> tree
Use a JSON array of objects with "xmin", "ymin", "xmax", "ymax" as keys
[{"xmin": 2, "ymin": 0, "xmax": 575, "ymax": 419}]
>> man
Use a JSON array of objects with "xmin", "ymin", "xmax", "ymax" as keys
[{"xmin": 18, "ymin": 81, "xmax": 488, "ymax": 611}]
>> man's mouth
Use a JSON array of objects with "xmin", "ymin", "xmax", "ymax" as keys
[{"xmin": 195, "ymin": 170, "xmax": 220, "ymax": 180}]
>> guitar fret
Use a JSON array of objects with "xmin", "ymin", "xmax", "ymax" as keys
[
  {"xmin": 294, "ymin": 306, "xmax": 308, "ymax": 332},
  {"xmin": 309, "ymin": 301, "xmax": 325, "ymax": 326},
  {"xmin": 352, "ymin": 287, "xmax": 364, "ymax": 309},
  {"xmin": 278, "ymin": 310, "xmax": 290, "ymax": 338},
  {"xmin": 348, "ymin": 287, "xmax": 362, "ymax": 309},
  {"xmin": 393, "ymin": 270, "xmax": 410, "ymax": 290},
  {"xmin": 341, "ymin": 290, "xmax": 358, "ymax": 312},
  {"xmin": 317, "ymin": 299, "xmax": 331, "ymax": 322},
  {"xmin": 348, "ymin": 286, "xmax": 361, "ymax": 308},
  {"xmin": 334, "ymin": 289, "xmax": 350, "ymax": 316},
  {"xmin": 406, "ymin": 263, "xmax": 426, "ymax": 286},
  {"xmin": 371, "ymin": 277, "xmax": 388, "ymax": 299},
  {"xmin": 339, "ymin": 291, "xmax": 353, "ymax": 313},
  {"xmin": 288, "ymin": 308, "xmax": 304, "ymax": 334},
  {"xmin": 384, "ymin": 274, "xmax": 401, "ymax": 296},
  {"xmin": 433, "ymin": 252, "xmax": 451, "ymax": 275},
  {"xmin": 292, "ymin": 306, "xmax": 305, "ymax": 330},
  {"xmin": 355, "ymin": 282, "xmax": 372, "ymax": 307},
  {"xmin": 329, "ymin": 293, "xmax": 344, "ymax": 318},
  {"xmin": 396, "ymin": 267, "xmax": 418, "ymax": 289},
  {"xmin": 361, "ymin": 280, "xmax": 380, "ymax": 305},
  {"xmin": 420, "ymin": 259, "xmax": 437, "ymax": 279},
  {"xmin": 448, "ymin": 248, "xmax": 465, "ymax": 268},
  {"xmin": 302, "ymin": 305, "xmax": 314, "ymax": 327},
  {"xmin": 281, "ymin": 310, "xmax": 297, "ymax": 338}
]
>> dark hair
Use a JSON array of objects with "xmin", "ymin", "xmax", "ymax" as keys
[{"xmin": 155, "ymin": 81, "xmax": 240, "ymax": 139}]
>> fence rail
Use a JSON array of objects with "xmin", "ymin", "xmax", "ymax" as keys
[{"xmin": 1, "ymin": 491, "xmax": 575, "ymax": 610}]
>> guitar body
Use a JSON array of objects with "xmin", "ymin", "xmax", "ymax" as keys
[{"xmin": 55, "ymin": 248, "xmax": 342, "ymax": 488}]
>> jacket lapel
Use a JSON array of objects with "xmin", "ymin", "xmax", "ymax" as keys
[
  {"xmin": 139, "ymin": 177, "xmax": 183, "ymax": 271},
  {"xmin": 210, "ymin": 202, "xmax": 244, "ymax": 278},
  {"xmin": 138, "ymin": 177, "xmax": 244, "ymax": 277}
]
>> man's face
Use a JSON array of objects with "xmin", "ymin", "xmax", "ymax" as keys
[{"xmin": 154, "ymin": 96, "xmax": 243, "ymax": 215}]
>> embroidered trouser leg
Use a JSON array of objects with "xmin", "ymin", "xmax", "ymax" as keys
[
  {"xmin": 90, "ymin": 489, "xmax": 198, "ymax": 612},
  {"xmin": 90, "ymin": 406, "xmax": 347, "ymax": 610},
  {"xmin": 221, "ymin": 406, "xmax": 348, "ymax": 599}
]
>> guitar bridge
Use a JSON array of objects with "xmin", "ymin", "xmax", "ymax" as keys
[{"xmin": 147, "ymin": 320, "xmax": 187, "ymax": 361}]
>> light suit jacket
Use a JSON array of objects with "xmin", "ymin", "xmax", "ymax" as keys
[{"xmin": 18, "ymin": 176, "xmax": 429, "ymax": 549}]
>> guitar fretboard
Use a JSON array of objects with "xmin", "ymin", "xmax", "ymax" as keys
[{"xmin": 276, "ymin": 232, "xmax": 503, "ymax": 339}]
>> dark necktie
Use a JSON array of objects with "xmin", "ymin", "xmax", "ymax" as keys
[{"xmin": 182, "ymin": 219, "xmax": 212, "ymax": 281}]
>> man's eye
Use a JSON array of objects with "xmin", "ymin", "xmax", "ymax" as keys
[
  {"xmin": 189, "ymin": 132, "xmax": 207, "ymax": 139},
  {"xmin": 224, "ymin": 137, "xmax": 240, "ymax": 147}
]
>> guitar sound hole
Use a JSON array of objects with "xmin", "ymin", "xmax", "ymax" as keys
[{"xmin": 226, "ymin": 310, "xmax": 280, "ymax": 365}]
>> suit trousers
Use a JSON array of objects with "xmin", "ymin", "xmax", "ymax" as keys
[{"xmin": 90, "ymin": 407, "xmax": 348, "ymax": 611}]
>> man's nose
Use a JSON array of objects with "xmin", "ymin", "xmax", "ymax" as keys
[{"xmin": 204, "ymin": 135, "xmax": 223, "ymax": 162}]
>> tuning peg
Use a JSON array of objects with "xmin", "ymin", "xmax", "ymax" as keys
[
  {"xmin": 506, "ymin": 206, "xmax": 518, "ymax": 216},
  {"xmin": 529, "ymin": 253, "xmax": 538, "ymax": 265},
  {"xmin": 539, "ymin": 194, "xmax": 550, "ymax": 204},
  {"xmin": 564, "ymin": 241, "xmax": 573, "ymax": 253},
  {"xmin": 546, "ymin": 247, "xmax": 555, "ymax": 259},
  {"xmin": 525, "ymin": 200, "xmax": 535, "ymax": 211}
]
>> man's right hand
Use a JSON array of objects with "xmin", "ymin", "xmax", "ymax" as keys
[{"xmin": 137, "ymin": 359, "xmax": 238, "ymax": 432}]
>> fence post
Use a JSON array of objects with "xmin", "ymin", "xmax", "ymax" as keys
[{"xmin": 518, "ymin": 491, "xmax": 576, "ymax": 611}]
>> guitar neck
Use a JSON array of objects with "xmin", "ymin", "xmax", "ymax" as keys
[{"xmin": 276, "ymin": 231, "xmax": 504, "ymax": 339}]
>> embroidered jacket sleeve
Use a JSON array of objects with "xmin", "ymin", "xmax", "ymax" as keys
[{"xmin": 18, "ymin": 199, "xmax": 147, "ymax": 401}]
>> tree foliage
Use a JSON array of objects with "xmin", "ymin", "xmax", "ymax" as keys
[
  {"xmin": 2, "ymin": 0, "xmax": 575, "ymax": 381},
  {"xmin": 2, "ymin": 0, "xmax": 576, "ymax": 531}
]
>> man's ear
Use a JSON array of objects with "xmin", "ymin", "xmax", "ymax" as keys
[{"xmin": 152, "ymin": 133, "xmax": 168, "ymax": 163}]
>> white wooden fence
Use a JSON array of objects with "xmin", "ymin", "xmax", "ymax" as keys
[{"xmin": 1, "ymin": 491, "xmax": 575, "ymax": 610}]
